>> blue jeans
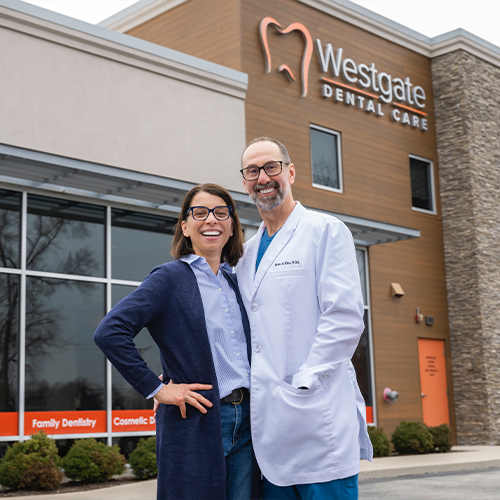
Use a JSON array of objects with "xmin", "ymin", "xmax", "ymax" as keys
[
  {"xmin": 262, "ymin": 475, "xmax": 358, "ymax": 500},
  {"xmin": 220, "ymin": 396, "xmax": 253, "ymax": 500}
]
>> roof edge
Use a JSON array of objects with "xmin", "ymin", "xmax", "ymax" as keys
[
  {"xmin": 99, "ymin": 0, "xmax": 189, "ymax": 32},
  {"xmin": 429, "ymin": 29, "xmax": 500, "ymax": 67},
  {"xmin": 0, "ymin": 0, "xmax": 247, "ymax": 85},
  {"xmin": 98, "ymin": 0, "xmax": 500, "ymax": 67}
]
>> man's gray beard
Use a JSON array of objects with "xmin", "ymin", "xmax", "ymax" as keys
[{"xmin": 250, "ymin": 181, "xmax": 290, "ymax": 211}]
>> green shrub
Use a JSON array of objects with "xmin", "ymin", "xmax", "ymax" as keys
[
  {"xmin": 428, "ymin": 423, "xmax": 452, "ymax": 453},
  {"xmin": 0, "ymin": 431, "xmax": 63, "ymax": 490},
  {"xmin": 391, "ymin": 421, "xmax": 434, "ymax": 455},
  {"xmin": 62, "ymin": 438, "xmax": 126, "ymax": 483},
  {"xmin": 367, "ymin": 426, "xmax": 391, "ymax": 457},
  {"xmin": 129, "ymin": 436, "xmax": 157, "ymax": 479}
]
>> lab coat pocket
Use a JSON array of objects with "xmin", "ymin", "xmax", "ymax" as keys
[
  {"xmin": 280, "ymin": 379, "xmax": 318, "ymax": 396},
  {"xmin": 271, "ymin": 268, "xmax": 304, "ymax": 279},
  {"xmin": 264, "ymin": 381, "xmax": 334, "ymax": 473}
]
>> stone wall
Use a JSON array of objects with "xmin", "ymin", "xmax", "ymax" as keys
[{"xmin": 432, "ymin": 50, "xmax": 500, "ymax": 444}]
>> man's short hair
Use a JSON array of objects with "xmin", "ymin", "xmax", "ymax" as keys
[{"xmin": 241, "ymin": 137, "xmax": 291, "ymax": 165}]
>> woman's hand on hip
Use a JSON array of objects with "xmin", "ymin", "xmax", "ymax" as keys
[{"xmin": 154, "ymin": 380, "xmax": 213, "ymax": 419}]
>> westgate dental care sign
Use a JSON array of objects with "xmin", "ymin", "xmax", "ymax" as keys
[{"xmin": 260, "ymin": 17, "xmax": 429, "ymax": 131}]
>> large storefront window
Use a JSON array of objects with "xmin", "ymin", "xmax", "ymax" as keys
[
  {"xmin": 27, "ymin": 195, "xmax": 105, "ymax": 277},
  {"xmin": 0, "ymin": 190, "xmax": 21, "ymax": 437},
  {"xmin": 111, "ymin": 284, "xmax": 162, "ymax": 411},
  {"xmin": 111, "ymin": 208, "xmax": 175, "ymax": 281},
  {"xmin": 0, "ymin": 274, "xmax": 19, "ymax": 414},
  {"xmin": 0, "ymin": 189, "xmax": 176, "ymax": 442},
  {"xmin": 0, "ymin": 189, "xmax": 21, "ymax": 269},
  {"xmin": 25, "ymin": 278, "xmax": 105, "ymax": 411}
]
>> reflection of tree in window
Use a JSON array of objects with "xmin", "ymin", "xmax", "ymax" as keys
[
  {"xmin": 0, "ymin": 274, "xmax": 19, "ymax": 412},
  {"xmin": 25, "ymin": 277, "xmax": 105, "ymax": 411},
  {"xmin": 24, "ymin": 278, "xmax": 84, "ymax": 375},
  {"xmin": 0, "ymin": 190, "xmax": 21, "ymax": 412},
  {"xmin": 28, "ymin": 217, "xmax": 98, "ymax": 275},
  {"xmin": 0, "ymin": 190, "xmax": 20, "ymax": 269},
  {"xmin": 310, "ymin": 127, "xmax": 340, "ymax": 190},
  {"xmin": 27, "ymin": 195, "xmax": 105, "ymax": 277},
  {"xmin": 24, "ymin": 196, "xmax": 106, "ymax": 411},
  {"xmin": 312, "ymin": 155, "xmax": 339, "ymax": 189}
]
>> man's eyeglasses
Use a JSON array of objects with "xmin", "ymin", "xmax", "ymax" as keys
[
  {"xmin": 240, "ymin": 161, "xmax": 288, "ymax": 181},
  {"xmin": 185, "ymin": 206, "xmax": 232, "ymax": 221}
]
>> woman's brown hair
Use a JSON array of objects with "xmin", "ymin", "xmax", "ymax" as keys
[{"xmin": 171, "ymin": 183, "xmax": 244, "ymax": 266}]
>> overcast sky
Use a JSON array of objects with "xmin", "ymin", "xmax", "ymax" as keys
[{"xmin": 21, "ymin": 0, "xmax": 500, "ymax": 49}]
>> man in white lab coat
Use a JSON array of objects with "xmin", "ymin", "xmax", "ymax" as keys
[{"xmin": 236, "ymin": 137, "xmax": 373, "ymax": 499}]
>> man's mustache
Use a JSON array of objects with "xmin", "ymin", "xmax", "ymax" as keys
[{"xmin": 254, "ymin": 181, "xmax": 279, "ymax": 193}]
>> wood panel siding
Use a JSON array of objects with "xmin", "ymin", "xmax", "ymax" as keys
[{"xmin": 127, "ymin": 0, "xmax": 242, "ymax": 71}]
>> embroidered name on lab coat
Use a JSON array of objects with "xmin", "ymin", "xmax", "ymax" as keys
[{"xmin": 275, "ymin": 260, "xmax": 300, "ymax": 267}]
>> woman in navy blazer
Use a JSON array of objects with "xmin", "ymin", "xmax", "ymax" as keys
[{"xmin": 94, "ymin": 184, "xmax": 257, "ymax": 500}]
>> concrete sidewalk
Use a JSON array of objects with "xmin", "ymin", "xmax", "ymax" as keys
[
  {"xmin": 359, "ymin": 445, "xmax": 500, "ymax": 479},
  {"xmin": 2, "ymin": 446, "xmax": 500, "ymax": 499}
]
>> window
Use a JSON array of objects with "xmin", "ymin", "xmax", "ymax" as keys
[
  {"xmin": 25, "ymin": 278, "xmax": 106, "ymax": 411},
  {"xmin": 351, "ymin": 248, "xmax": 375, "ymax": 424},
  {"xmin": 111, "ymin": 284, "xmax": 162, "ymax": 411},
  {"xmin": 0, "ymin": 189, "xmax": 177, "ymax": 441},
  {"xmin": 0, "ymin": 189, "xmax": 21, "ymax": 414},
  {"xmin": 310, "ymin": 124, "xmax": 342, "ymax": 192},
  {"xmin": 410, "ymin": 155, "xmax": 435, "ymax": 213},
  {"xmin": 111, "ymin": 208, "xmax": 175, "ymax": 281},
  {"xmin": 27, "ymin": 195, "xmax": 106, "ymax": 277}
]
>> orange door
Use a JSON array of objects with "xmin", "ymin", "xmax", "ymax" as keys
[{"xmin": 418, "ymin": 338, "xmax": 450, "ymax": 426}]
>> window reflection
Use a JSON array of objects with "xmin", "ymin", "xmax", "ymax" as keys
[
  {"xmin": 0, "ymin": 274, "xmax": 20, "ymax": 412},
  {"xmin": 352, "ymin": 310, "xmax": 373, "ymax": 408},
  {"xmin": 352, "ymin": 249, "xmax": 372, "ymax": 410},
  {"xmin": 311, "ymin": 126, "xmax": 341, "ymax": 190},
  {"xmin": 0, "ymin": 189, "xmax": 21, "ymax": 269},
  {"xmin": 25, "ymin": 278, "xmax": 105, "ymax": 411},
  {"xmin": 111, "ymin": 209, "xmax": 175, "ymax": 282},
  {"xmin": 27, "ymin": 195, "xmax": 105, "ymax": 277},
  {"xmin": 410, "ymin": 157, "xmax": 433, "ymax": 211},
  {"xmin": 356, "ymin": 249, "xmax": 367, "ymax": 306},
  {"xmin": 111, "ymin": 284, "xmax": 162, "ymax": 410}
]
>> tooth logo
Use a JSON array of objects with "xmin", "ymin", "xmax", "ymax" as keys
[{"xmin": 259, "ymin": 17, "xmax": 313, "ymax": 98}]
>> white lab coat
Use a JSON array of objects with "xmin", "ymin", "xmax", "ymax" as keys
[{"xmin": 236, "ymin": 202, "xmax": 373, "ymax": 487}]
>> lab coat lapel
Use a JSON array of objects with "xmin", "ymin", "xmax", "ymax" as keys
[
  {"xmin": 238, "ymin": 223, "xmax": 265, "ymax": 302},
  {"xmin": 252, "ymin": 203, "xmax": 306, "ymax": 297}
]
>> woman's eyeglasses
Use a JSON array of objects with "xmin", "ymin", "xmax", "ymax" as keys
[{"xmin": 185, "ymin": 206, "xmax": 232, "ymax": 221}]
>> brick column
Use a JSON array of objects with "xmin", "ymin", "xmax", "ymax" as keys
[{"xmin": 432, "ymin": 50, "xmax": 500, "ymax": 444}]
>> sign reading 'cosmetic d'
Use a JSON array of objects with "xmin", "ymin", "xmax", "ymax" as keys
[{"xmin": 259, "ymin": 17, "xmax": 428, "ymax": 131}]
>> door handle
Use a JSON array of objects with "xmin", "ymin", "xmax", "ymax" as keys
[{"xmin": 421, "ymin": 393, "xmax": 427, "ymax": 397}]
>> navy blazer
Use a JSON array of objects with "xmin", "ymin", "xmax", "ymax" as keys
[{"xmin": 94, "ymin": 260, "xmax": 252, "ymax": 500}]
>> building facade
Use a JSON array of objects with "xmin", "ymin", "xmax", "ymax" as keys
[{"xmin": 1, "ymin": 0, "xmax": 500, "ymax": 452}]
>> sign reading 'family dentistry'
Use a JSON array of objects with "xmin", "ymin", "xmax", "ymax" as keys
[
  {"xmin": 259, "ymin": 17, "xmax": 428, "ymax": 131},
  {"xmin": 22, "ymin": 410, "xmax": 156, "ymax": 435}
]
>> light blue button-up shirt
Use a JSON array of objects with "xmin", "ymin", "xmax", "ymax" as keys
[{"xmin": 148, "ymin": 254, "xmax": 250, "ymax": 399}]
